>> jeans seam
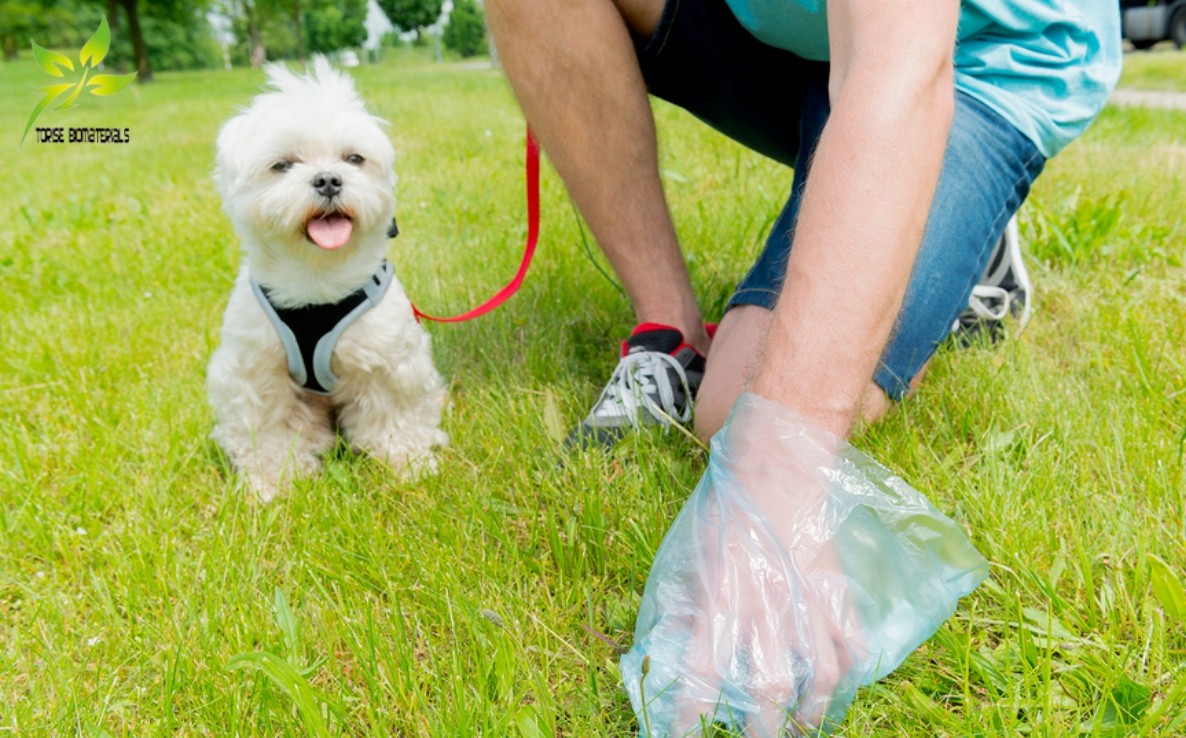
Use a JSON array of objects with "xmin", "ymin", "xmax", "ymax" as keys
[{"xmin": 639, "ymin": 0, "xmax": 683, "ymax": 61}]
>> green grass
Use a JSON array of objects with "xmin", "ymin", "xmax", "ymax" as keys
[
  {"xmin": 2, "ymin": 49, "xmax": 1185, "ymax": 736},
  {"xmin": 1119, "ymin": 47, "xmax": 1186, "ymax": 91}
]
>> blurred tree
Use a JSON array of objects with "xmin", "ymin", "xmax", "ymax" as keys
[
  {"xmin": 3, "ymin": 0, "xmax": 217, "ymax": 74},
  {"xmin": 220, "ymin": 0, "xmax": 269, "ymax": 65},
  {"xmin": 1, "ymin": 2, "xmax": 43, "ymax": 59},
  {"xmin": 111, "ymin": 0, "xmax": 149, "ymax": 79},
  {"xmin": 442, "ymin": 0, "xmax": 485, "ymax": 58},
  {"xmin": 303, "ymin": 0, "xmax": 366, "ymax": 55},
  {"xmin": 287, "ymin": 0, "xmax": 304, "ymax": 61},
  {"xmin": 376, "ymin": 0, "xmax": 442, "ymax": 40},
  {"xmin": 106, "ymin": 0, "xmax": 219, "ymax": 75},
  {"xmin": 220, "ymin": 0, "xmax": 365, "ymax": 65},
  {"xmin": 1, "ymin": 0, "xmax": 95, "ymax": 60}
]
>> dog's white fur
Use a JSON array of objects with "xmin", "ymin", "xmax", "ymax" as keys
[{"xmin": 208, "ymin": 57, "xmax": 446, "ymax": 501}]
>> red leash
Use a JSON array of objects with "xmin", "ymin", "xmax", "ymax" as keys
[{"xmin": 412, "ymin": 131, "xmax": 540, "ymax": 323}]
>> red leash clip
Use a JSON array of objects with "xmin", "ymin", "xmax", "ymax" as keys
[{"xmin": 411, "ymin": 130, "xmax": 541, "ymax": 323}]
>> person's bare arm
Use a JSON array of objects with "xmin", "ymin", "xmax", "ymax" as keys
[
  {"xmin": 748, "ymin": 0, "xmax": 960, "ymax": 437},
  {"xmin": 484, "ymin": 0, "xmax": 710, "ymax": 353}
]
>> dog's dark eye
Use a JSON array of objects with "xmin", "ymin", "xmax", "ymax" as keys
[
  {"xmin": 272, "ymin": 160, "xmax": 293, "ymax": 173},
  {"xmin": 344, "ymin": 153, "xmax": 365, "ymax": 166}
]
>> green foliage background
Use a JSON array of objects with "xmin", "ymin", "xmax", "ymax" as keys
[
  {"xmin": 378, "ymin": 0, "xmax": 444, "ymax": 36},
  {"xmin": 302, "ymin": 0, "xmax": 367, "ymax": 55},
  {"xmin": 442, "ymin": 0, "xmax": 487, "ymax": 59},
  {"xmin": 3, "ymin": 0, "xmax": 377, "ymax": 73},
  {"xmin": 1, "ymin": 0, "xmax": 221, "ymax": 71}
]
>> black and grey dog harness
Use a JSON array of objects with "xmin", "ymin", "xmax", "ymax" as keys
[{"xmin": 251, "ymin": 260, "xmax": 394, "ymax": 395}]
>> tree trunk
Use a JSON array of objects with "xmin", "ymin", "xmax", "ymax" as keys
[
  {"xmin": 118, "ymin": 0, "xmax": 152, "ymax": 82},
  {"xmin": 244, "ymin": 0, "xmax": 266, "ymax": 67},
  {"xmin": 105, "ymin": 0, "xmax": 128, "ymax": 72},
  {"xmin": 291, "ymin": 0, "xmax": 305, "ymax": 64}
]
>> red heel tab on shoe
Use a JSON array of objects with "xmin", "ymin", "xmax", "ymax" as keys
[
  {"xmin": 622, "ymin": 323, "xmax": 684, "ymax": 357},
  {"xmin": 623, "ymin": 322, "xmax": 714, "ymax": 357},
  {"xmin": 632, "ymin": 322, "xmax": 680, "ymax": 336}
]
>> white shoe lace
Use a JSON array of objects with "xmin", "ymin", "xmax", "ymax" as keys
[
  {"xmin": 591, "ymin": 350, "xmax": 693, "ymax": 426},
  {"xmin": 965, "ymin": 284, "xmax": 1011, "ymax": 321}
]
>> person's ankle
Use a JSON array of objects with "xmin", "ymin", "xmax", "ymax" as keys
[{"xmin": 684, "ymin": 322, "xmax": 712, "ymax": 356}]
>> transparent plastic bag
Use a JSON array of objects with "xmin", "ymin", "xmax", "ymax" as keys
[{"xmin": 621, "ymin": 393, "xmax": 988, "ymax": 736}]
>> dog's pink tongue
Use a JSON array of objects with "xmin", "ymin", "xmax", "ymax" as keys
[{"xmin": 307, "ymin": 215, "xmax": 353, "ymax": 250}]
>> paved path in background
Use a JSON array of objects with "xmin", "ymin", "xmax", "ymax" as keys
[{"xmin": 1109, "ymin": 88, "xmax": 1186, "ymax": 110}]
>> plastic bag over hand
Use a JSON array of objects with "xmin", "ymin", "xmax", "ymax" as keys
[{"xmin": 620, "ymin": 393, "xmax": 988, "ymax": 736}]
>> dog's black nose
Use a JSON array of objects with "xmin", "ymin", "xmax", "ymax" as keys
[{"xmin": 312, "ymin": 171, "xmax": 342, "ymax": 198}]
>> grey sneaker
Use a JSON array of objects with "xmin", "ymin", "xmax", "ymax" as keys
[
  {"xmin": 953, "ymin": 216, "xmax": 1032, "ymax": 344},
  {"xmin": 565, "ymin": 323, "xmax": 709, "ymax": 450}
]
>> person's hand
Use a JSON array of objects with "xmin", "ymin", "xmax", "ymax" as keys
[{"xmin": 621, "ymin": 393, "xmax": 989, "ymax": 736}]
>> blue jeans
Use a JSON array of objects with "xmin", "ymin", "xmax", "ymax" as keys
[{"xmin": 637, "ymin": 0, "xmax": 1047, "ymax": 399}]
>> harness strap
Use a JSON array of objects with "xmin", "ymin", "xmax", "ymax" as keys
[{"xmin": 251, "ymin": 260, "xmax": 395, "ymax": 395}]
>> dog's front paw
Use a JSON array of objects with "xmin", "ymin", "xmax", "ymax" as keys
[
  {"xmin": 234, "ymin": 452, "xmax": 324, "ymax": 503},
  {"xmin": 404, "ymin": 450, "xmax": 439, "ymax": 480},
  {"xmin": 369, "ymin": 446, "xmax": 439, "ymax": 482},
  {"xmin": 244, "ymin": 471, "xmax": 285, "ymax": 504}
]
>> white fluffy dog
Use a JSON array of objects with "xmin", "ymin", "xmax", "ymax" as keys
[{"xmin": 208, "ymin": 58, "xmax": 447, "ymax": 501}]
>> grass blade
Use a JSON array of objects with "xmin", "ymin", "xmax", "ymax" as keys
[{"xmin": 226, "ymin": 651, "xmax": 339, "ymax": 737}]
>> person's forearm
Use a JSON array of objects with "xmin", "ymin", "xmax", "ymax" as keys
[{"xmin": 748, "ymin": 57, "xmax": 954, "ymax": 437}]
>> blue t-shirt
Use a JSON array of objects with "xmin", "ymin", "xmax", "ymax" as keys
[{"xmin": 723, "ymin": 0, "xmax": 1122, "ymax": 158}]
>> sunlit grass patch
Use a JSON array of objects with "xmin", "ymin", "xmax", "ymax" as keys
[{"xmin": 1120, "ymin": 47, "xmax": 1186, "ymax": 91}]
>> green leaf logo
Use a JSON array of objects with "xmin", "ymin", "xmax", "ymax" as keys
[
  {"xmin": 21, "ymin": 16, "xmax": 137, "ymax": 146},
  {"xmin": 32, "ymin": 44, "xmax": 74, "ymax": 77},
  {"xmin": 79, "ymin": 16, "xmax": 110, "ymax": 67}
]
